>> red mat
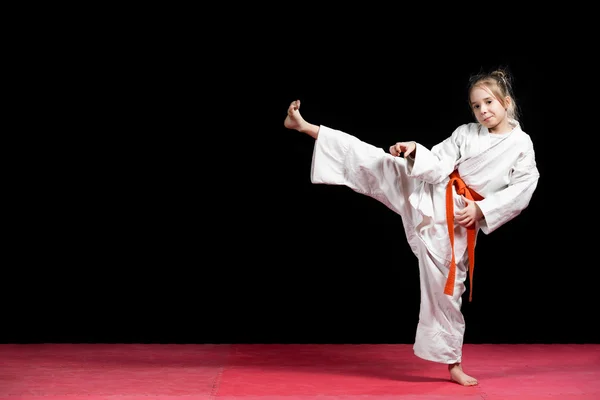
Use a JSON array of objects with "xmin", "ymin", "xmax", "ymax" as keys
[{"xmin": 1, "ymin": 343, "xmax": 598, "ymax": 399}]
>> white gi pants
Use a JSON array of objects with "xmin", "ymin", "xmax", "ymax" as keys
[{"xmin": 311, "ymin": 125, "xmax": 469, "ymax": 364}]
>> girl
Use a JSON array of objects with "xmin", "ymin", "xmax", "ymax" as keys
[{"xmin": 283, "ymin": 68, "xmax": 540, "ymax": 386}]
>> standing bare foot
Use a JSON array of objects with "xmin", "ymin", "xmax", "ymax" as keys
[{"xmin": 448, "ymin": 363, "xmax": 478, "ymax": 386}]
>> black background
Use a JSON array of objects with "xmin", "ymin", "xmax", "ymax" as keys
[{"xmin": 5, "ymin": 18, "xmax": 596, "ymax": 345}]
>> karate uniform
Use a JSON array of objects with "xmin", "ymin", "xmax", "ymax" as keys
[{"xmin": 310, "ymin": 122, "xmax": 539, "ymax": 364}]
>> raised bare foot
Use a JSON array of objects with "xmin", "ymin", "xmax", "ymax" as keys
[
  {"xmin": 284, "ymin": 100, "xmax": 305, "ymax": 131},
  {"xmin": 449, "ymin": 363, "xmax": 478, "ymax": 386}
]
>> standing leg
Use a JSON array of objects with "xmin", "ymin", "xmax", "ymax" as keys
[{"xmin": 413, "ymin": 246, "xmax": 478, "ymax": 386}]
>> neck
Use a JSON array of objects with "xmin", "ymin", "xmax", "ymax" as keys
[{"xmin": 489, "ymin": 119, "xmax": 512, "ymax": 134}]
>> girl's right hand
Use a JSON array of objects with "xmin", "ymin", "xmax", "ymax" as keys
[{"xmin": 389, "ymin": 142, "xmax": 416, "ymax": 158}]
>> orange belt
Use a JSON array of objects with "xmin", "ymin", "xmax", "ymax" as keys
[{"xmin": 444, "ymin": 170, "xmax": 484, "ymax": 302}]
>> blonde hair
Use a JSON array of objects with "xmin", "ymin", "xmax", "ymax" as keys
[{"xmin": 467, "ymin": 67, "xmax": 520, "ymax": 124}]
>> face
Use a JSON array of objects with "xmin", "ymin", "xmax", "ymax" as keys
[{"xmin": 469, "ymin": 86, "xmax": 510, "ymax": 134}]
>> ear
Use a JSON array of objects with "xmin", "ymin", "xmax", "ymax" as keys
[{"xmin": 504, "ymin": 96, "xmax": 512, "ymax": 108}]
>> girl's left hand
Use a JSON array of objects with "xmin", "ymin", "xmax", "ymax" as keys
[{"xmin": 455, "ymin": 196, "xmax": 483, "ymax": 228}]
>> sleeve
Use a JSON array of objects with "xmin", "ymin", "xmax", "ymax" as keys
[
  {"xmin": 477, "ymin": 137, "xmax": 540, "ymax": 234},
  {"xmin": 407, "ymin": 125, "xmax": 464, "ymax": 184}
]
